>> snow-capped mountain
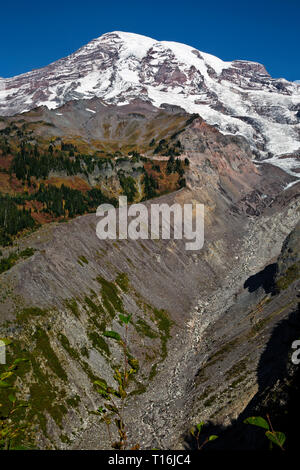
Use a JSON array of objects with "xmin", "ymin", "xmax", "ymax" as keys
[{"xmin": 0, "ymin": 31, "xmax": 299, "ymax": 168}]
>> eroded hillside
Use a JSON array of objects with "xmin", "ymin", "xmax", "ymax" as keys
[{"xmin": 0, "ymin": 99, "xmax": 299, "ymax": 449}]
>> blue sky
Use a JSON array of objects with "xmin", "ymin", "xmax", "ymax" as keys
[{"xmin": 1, "ymin": 0, "xmax": 299, "ymax": 81}]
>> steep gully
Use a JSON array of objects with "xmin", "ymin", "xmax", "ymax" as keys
[{"xmin": 0, "ymin": 106, "xmax": 299, "ymax": 449}]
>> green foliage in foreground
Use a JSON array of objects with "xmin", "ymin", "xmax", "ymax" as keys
[
  {"xmin": 0, "ymin": 345, "xmax": 30, "ymax": 450},
  {"xmin": 93, "ymin": 313, "xmax": 139, "ymax": 450},
  {"xmin": 244, "ymin": 415, "xmax": 286, "ymax": 450},
  {"xmin": 190, "ymin": 421, "xmax": 218, "ymax": 450}
]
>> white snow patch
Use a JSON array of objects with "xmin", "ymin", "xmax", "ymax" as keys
[
  {"xmin": 262, "ymin": 155, "xmax": 300, "ymax": 178},
  {"xmin": 284, "ymin": 179, "xmax": 300, "ymax": 190}
]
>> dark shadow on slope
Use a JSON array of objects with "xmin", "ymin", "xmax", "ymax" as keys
[
  {"xmin": 184, "ymin": 300, "xmax": 300, "ymax": 451},
  {"xmin": 243, "ymin": 263, "xmax": 277, "ymax": 294}
]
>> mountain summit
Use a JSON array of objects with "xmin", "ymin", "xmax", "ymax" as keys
[{"xmin": 0, "ymin": 31, "xmax": 299, "ymax": 164}]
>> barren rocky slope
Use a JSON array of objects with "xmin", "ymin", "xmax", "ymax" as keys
[
  {"xmin": 193, "ymin": 221, "xmax": 300, "ymax": 451},
  {"xmin": 0, "ymin": 102, "xmax": 299, "ymax": 448}
]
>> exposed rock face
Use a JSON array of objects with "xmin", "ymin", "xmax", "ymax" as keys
[
  {"xmin": 0, "ymin": 31, "xmax": 299, "ymax": 173},
  {"xmin": 0, "ymin": 98, "xmax": 191, "ymax": 149},
  {"xmin": 276, "ymin": 220, "xmax": 300, "ymax": 284},
  {"xmin": 195, "ymin": 222, "xmax": 300, "ymax": 451},
  {"xmin": 0, "ymin": 101, "xmax": 299, "ymax": 448}
]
